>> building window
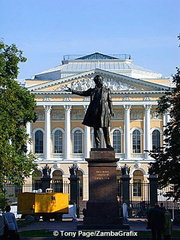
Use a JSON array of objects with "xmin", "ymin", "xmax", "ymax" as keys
[
  {"xmin": 32, "ymin": 170, "xmax": 42, "ymax": 190},
  {"xmin": 52, "ymin": 170, "xmax": 63, "ymax": 193},
  {"xmin": 152, "ymin": 130, "xmax": 160, "ymax": 152},
  {"xmin": 113, "ymin": 129, "xmax": 121, "ymax": 153},
  {"xmin": 132, "ymin": 130, "xmax": 141, "ymax": 153},
  {"xmin": 133, "ymin": 180, "xmax": 142, "ymax": 197},
  {"xmin": 35, "ymin": 130, "xmax": 43, "ymax": 153},
  {"xmin": 54, "ymin": 130, "xmax": 63, "ymax": 153},
  {"xmin": 74, "ymin": 130, "xmax": 83, "ymax": 153}
]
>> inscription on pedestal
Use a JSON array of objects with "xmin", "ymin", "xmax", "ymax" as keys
[
  {"xmin": 86, "ymin": 152, "xmax": 119, "ymax": 202},
  {"xmin": 95, "ymin": 170, "xmax": 110, "ymax": 180}
]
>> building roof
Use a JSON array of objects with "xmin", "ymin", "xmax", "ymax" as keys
[
  {"xmin": 32, "ymin": 52, "xmax": 162, "ymax": 81},
  {"xmin": 63, "ymin": 52, "xmax": 131, "ymax": 61},
  {"xmin": 27, "ymin": 68, "xmax": 169, "ymax": 95}
]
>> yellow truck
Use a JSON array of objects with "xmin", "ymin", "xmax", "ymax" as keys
[{"xmin": 18, "ymin": 192, "xmax": 69, "ymax": 221}]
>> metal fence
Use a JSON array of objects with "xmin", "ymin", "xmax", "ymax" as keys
[
  {"xmin": 117, "ymin": 182, "xmax": 177, "ymax": 202},
  {"xmin": 117, "ymin": 182, "xmax": 179, "ymax": 217},
  {"xmin": 2, "ymin": 182, "xmax": 70, "ymax": 203},
  {"xmin": 2, "ymin": 182, "xmax": 179, "ymax": 214},
  {"xmin": 118, "ymin": 182, "xmax": 150, "ymax": 203}
]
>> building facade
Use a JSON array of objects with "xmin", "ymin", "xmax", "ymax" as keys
[{"xmin": 24, "ymin": 53, "xmax": 171, "ymax": 203}]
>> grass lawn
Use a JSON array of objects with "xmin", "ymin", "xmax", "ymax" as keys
[
  {"xmin": 17, "ymin": 219, "xmax": 34, "ymax": 228},
  {"xmin": 19, "ymin": 229, "xmax": 53, "ymax": 237},
  {"xmin": 139, "ymin": 230, "xmax": 180, "ymax": 237}
]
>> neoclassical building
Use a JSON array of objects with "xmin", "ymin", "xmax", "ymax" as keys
[{"xmin": 24, "ymin": 53, "xmax": 171, "ymax": 203}]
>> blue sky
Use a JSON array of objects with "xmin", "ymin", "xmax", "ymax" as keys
[{"xmin": 1, "ymin": 0, "xmax": 179, "ymax": 79}]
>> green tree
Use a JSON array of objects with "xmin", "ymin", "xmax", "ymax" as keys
[
  {"xmin": 0, "ymin": 40, "xmax": 37, "ymax": 196},
  {"xmin": 149, "ymin": 68, "xmax": 180, "ymax": 201}
]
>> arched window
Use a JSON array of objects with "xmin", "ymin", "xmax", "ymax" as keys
[
  {"xmin": 52, "ymin": 170, "xmax": 63, "ymax": 192},
  {"xmin": 32, "ymin": 170, "xmax": 42, "ymax": 190},
  {"xmin": 133, "ymin": 170, "xmax": 144, "ymax": 197},
  {"xmin": 35, "ymin": 130, "xmax": 43, "ymax": 153},
  {"xmin": 74, "ymin": 130, "xmax": 83, "ymax": 153},
  {"xmin": 152, "ymin": 130, "xmax": 160, "ymax": 152},
  {"xmin": 132, "ymin": 130, "xmax": 141, "ymax": 153},
  {"xmin": 113, "ymin": 129, "xmax": 121, "ymax": 153},
  {"xmin": 54, "ymin": 130, "xmax": 63, "ymax": 153}
]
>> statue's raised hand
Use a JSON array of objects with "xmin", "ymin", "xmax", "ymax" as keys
[{"xmin": 65, "ymin": 87, "xmax": 72, "ymax": 92}]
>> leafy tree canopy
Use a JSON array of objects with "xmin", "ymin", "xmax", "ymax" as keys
[
  {"xmin": 149, "ymin": 68, "xmax": 180, "ymax": 201},
  {"xmin": 0, "ymin": 40, "xmax": 37, "ymax": 189}
]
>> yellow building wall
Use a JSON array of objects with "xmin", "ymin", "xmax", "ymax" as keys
[
  {"xmin": 51, "ymin": 122, "xmax": 65, "ymax": 131},
  {"xmin": 111, "ymin": 122, "xmax": 124, "ymax": 129},
  {"xmin": 71, "ymin": 121, "xmax": 84, "ymax": 129},
  {"xmin": 26, "ymin": 80, "xmax": 49, "ymax": 85},
  {"xmin": 50, "ymin": 97, "xmax": 65, "ymax": 101},
  {"xmin": 35, "ymin": 98, "xmax": 44, "ymax": 102},
  {"xmin": 32, "ymin": 122, "xmax": 44, "ymax": 130},
  {"xmin": 142, "ymin": 78, "xmax": 170, "ymax": 85},
  {"xmin": 151, "ymin": 121, "xmax": 163, "ymax": 129},
  {"xmin": 130, "ymin": 121, "xmax": 143, "ymax": 129}
]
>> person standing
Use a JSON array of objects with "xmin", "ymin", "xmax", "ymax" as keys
[
  {"xmin": 68, "ymin": 75, "xmax": 114, "ymax": 148},
  {"xmin": 122, "ymin": 202, "xmax": 129, "ymax": 222},
  {"xmin": 147, "ymin": 203, "xmax": 165, "ymax": 240},
  {"xmin": 0, "ymin": 214, "xmax": 9, "ymax": 240},
  {"xmin": 163, "ymin": 209, "xmax": 172, "ymax": 240},
  {"xmin": 3, "ymin": 206, "xmax": 19, "ymax": 240}
]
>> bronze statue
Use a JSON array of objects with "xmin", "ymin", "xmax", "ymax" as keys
[
  {"xmin": 148, "ymin": 165, "xmax": 156, "ymax": 175},
  {"xmin": 68, "ymin": 75, "xmax": 114, "ymax": 148},
  {"xmin": 42, "ymin": 164, "xmax": 51, "ymax": 178},
  {"xmin": 121, "ymin": 164, "xmax": 130, "ymax": 175},
  {"xmin": 69, "ymin": 163, "xmax": 78, "ymax": 176}
]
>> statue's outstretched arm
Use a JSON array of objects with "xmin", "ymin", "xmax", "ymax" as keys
[{"xmin": 71, "ymin": 88, "xmax": 92, "ymax": 97}]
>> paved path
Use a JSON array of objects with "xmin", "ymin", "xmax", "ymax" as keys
[
  {"xmin": 19, "ymin": 218, "xmax": 180, "ymax": 231},
  {"xmin": 19, "ymin": 218, "xmax": 148, "ymax": 231}
]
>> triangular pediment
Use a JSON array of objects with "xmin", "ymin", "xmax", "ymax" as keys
[
  {"xmin": 75, "ymin": 52, "xmax": 118, "ymax": 60},
  {"xmin": 27, "ymin": 68, "xmax": 169, "ymax": 93}
]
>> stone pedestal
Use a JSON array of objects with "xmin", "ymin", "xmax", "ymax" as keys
[
  {"xmin": 69, "ymin": 175, "xmax": 79, "ymax": 217},
  {"xmin": 148, "ymin": 175, "xmax": 158, "ymax": 206},
  {"xmin": 79, "ymin": 148, "xmax": 128, "ymax": 229},
  {"xmin": 69, "ymin": 175, "xmax": 79, "ymax": 204},
  {"xmin": 121, "ymin": 175, "xmax": 131, "ymax": 205}
]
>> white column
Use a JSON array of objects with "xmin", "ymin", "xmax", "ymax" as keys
[
  {"xmin": 163, "ymin": 110, "xmax": 170, "ymax": 127},
  {"xmin": 26, "ymin": 122, "xmax": 32, "ymax": 154},
  {"xmin": 84, "ymin": 126, "xmax": 91, "ymax": 158},
  {"xmin": 84, "ymin": 106, "xmax": 91, "ymax": 158},
  {"xmin": 44, "ymin": 105, "xmax": 52, "ymax": 159},
  {"xmin": 124, "ymin": 105, "xmax": 131, "ymax": 159},
  {"xmin": 144, "ymin": 105, "xmax": 151, "ymax": 159},
  {"xmin": 163, "ymin": 110, "xmax": 170, "ymax": 145},
  {"xmin": 64, "ymin": 105, "xmax": 72, "ymax": 159},
  {"xmin": 83, "ymin": 175, "xmax": 89, "ymax": 200}
]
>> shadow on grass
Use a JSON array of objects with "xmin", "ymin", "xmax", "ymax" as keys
[{"xmin": 17, "ymin": 219, "xmax": 35, "ymax": 229}]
